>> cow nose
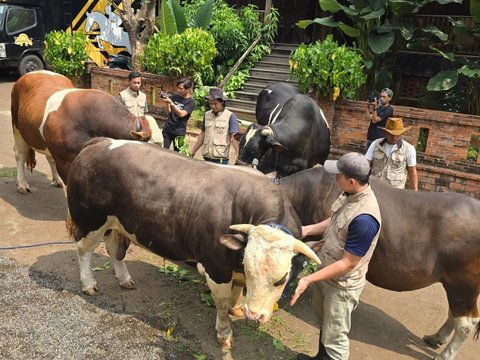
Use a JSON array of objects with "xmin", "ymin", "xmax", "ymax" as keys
[{"xmin": 245, "ymin": 308, "xmax": 266, "ymax": 322}]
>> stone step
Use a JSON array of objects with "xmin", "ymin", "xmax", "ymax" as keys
[
  {"xmin": 233, "ymin": 90, "xmax": 258, "ymax": 102},
  {"xmin": 257, "ymin": 58, "xmax": 291, "ymax": 67},
  {"xmin": 226, "ymin": 105, "xmax": 256, "ymax": 122},
  {"xmin": 249, "ymin": 69, "xmax": 297, "ymax": 82}
]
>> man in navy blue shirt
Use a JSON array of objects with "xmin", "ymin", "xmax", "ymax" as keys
[
  {"xmin": 366, "ymin": 88, "xmax": 393, "ymax": 149},
  {"xmin": 291, "ymin": 153, "xmax": 381, "ymax": 360}
]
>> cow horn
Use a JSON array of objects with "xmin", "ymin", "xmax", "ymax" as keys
[
  {"xmin": 229, "ymin": 224, "xmax": 255, "ymax": 234},
  {"xmin": 293, "ymin": 240, "xmax": 321, "ymax": 265},
  {"xmin": 260, "ymin": 127, "xmax": 273, "ymax": 137},
  {"xmin": 135, "ymin": 117, "xmax": 142, "ymax": 132}
]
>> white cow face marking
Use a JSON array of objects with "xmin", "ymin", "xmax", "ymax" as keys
[
  {"xmin": 242, "ymin": 225, "xmax": 294, "ymax": 322},
  {"xmin": 244, "ymin": 127, "xmax": 258, "ymax": 147}
]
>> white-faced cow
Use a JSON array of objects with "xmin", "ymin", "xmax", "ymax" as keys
[
  {"xmin": 236, "ymin": 87, "xmax": 330, "ymax": 178},
  {"xmin": 255, "ymin": 82, "xmax": 300, "ymax": 125},
  {"xmin": 280, "ymin": 166, "xmax": 480, "ymax": 360},
  {"xmin": 11, "ymin": 70, "xmax": 152, "ymax": 194},
  {"xmin": 66, "ymin": 137, "xmax": 321, "ymax": 350}
]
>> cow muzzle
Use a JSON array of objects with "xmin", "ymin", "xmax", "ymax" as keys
[{"xmin": 235, "ymin": 158, "xmax": 259, "ymax": 169}]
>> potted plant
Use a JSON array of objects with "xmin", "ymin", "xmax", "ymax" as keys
[{"xmin": 289, "ymin": 35, "xmax": 366, "ymax": 101}]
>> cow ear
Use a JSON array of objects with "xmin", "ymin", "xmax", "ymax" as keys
[
  {"xmin": 220, "ymin": 233, "xmax": 247, "ymax": 251},
  {"xmin": 130, "ymin": 130, "xmax": 145, "ymax": 140},
  {"xmin": 267, "ymin": 137, "xmax": 288, "ymax": 152},
  {"xmin": 233, "ymin": 132, "xmax": 243, "ymax": 142}
]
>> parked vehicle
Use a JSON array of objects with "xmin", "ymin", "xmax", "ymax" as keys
[
  {"xmin": 106, "ymin": 52, "xmax": 131, "ymax": 70},
  {"xmin": 0, "ymin": 0, "xmax": 65, "ymax": 75}
]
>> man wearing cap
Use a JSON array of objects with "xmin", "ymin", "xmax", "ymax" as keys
[
  {"xmin": 190, "ymin": 87, "xmax": 239, "ymax": 164},
  {"xmin": 290, "ymin": 153, "xmax": 381, "ymax": 360},
  {"xmin": 365, "ymin": 117, "xmax": 418, "ymax": 191},
  {"xmin": 366, "ymin": 88, "xmax": 394, "ymax": 149}
]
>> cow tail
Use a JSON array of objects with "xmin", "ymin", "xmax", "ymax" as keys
[
  {"xmin": 474, "ymin": 322, "xmax": 480, "ymax": 341},
  {"xmin": 65, "ymin": 212, "xmax": 80, "ymax": 242},
  {"xmin": 26, "ymin": 148, "xmax": 36, "ymax": 172}
]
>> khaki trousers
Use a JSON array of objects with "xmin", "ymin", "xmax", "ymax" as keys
[{"xmin": 312, "ymin": 281, "xmax": 363, "ymax": 360}]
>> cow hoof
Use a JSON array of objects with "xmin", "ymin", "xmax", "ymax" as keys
[
  {"xmin": 82, "ymin": 284, "xmax": 98, "ymax": 296},
  {"xmin": 229, "ymin": 307, "xmax": 244, "ymax": 318},
  {"xmin": 119, "ymin": 278, "xmax": 135, "ymax": 290},
  {"xmin": 217, "ymin": 335, "xmax": 233, "ymax": 350},
  {"xmin": 423, "ymin": 334, "xmax": 443, "ymax": 348},
  {"xmin": 17, "ymin": 186, "xmax": 31, "ymax": 194},
  {"xmin": 49, "ymin": 180, "xmax": 63, "ymax": 188}
]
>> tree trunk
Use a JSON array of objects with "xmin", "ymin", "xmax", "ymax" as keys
[{"xmin": 112, "ymin": 0, "xmax": 157, "ymax": 71}]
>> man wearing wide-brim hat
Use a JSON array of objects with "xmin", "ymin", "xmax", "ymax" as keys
[
  {"xmin": 365, "ymin": 117, "xmax": 418, "ymax": 190},
  {"xmin": 190, "ymin": 87, "xmax": 240, "ymax": 164}
]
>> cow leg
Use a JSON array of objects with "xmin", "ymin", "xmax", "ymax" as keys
[
  {"xmin": 76, "ymin": 230, "xmax": 104, "ymax": 295},
  {"xmin": 229, "ymin": 272, "xmax": 245, "ymax": 318},
  {"xmin": 104, "ymin": 230, "xmax": 135, "ymax": 290},
  {"xmin": 423, "ymin": 311, "xmax": 455, "ymax": 348},
  {"xmin": 13, "ymin": 129, "xmax": 31, "ymax": 194},
  {"xmin": 433, "ymin": 316, "xmax": 479, "ymax": 360},
  {"xmin": 198, "ymin": 263, "xmax": 233, "ymax": 350},
  {"xmin": 45, "ymin": 155, "xmax": 64, "ymax": 188}
]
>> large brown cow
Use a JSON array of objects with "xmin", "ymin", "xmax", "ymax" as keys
[
  {"xmin": 280, "ymin": 166, "xmax": 480, "ymax": 360},
  {"xmin": 11, "ymin": 70, "xmax": 152, "ymax": 194},
  {"xmin": 65, "ymin": 137, "xmax": 321, "ymax": 350}
]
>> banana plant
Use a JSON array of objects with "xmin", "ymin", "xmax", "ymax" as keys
[
  {"xmin": 426, "ymin": 0, "xmax": 480, "ymax": 115},
  {"xmin": 296, "ymin": 0, "xmax": 462, "ymax": 92},
  {"xmin": 159, "ymin": 0, "xmax": 213, "ymax": 35}
]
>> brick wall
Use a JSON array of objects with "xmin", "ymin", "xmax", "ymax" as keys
[
  {"xmin": 322, "ymin": 98, "xmax": 480, "ymax": 199},
  {"xmin": 90, "ymin": 67, "xmax": 177, "ymax": 122},
  {"xmin": 90, "ymin": 68, "xmax": 480, "ymax": 199}
]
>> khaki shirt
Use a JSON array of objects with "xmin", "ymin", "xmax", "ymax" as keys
[
  {"xmin": 202, "ymin": 109, "xmax": 233, "ymax": 159},
  {"xmin": 320, "ymin": 186, "xmax": 381, "ymax": 290},
  {"xmin": 371, "ymin": 138, "xmax": 410, "ymax": 189},
  {"xmin": 119, "ymin": 88, "xmax": 147, "ymax": 117}
]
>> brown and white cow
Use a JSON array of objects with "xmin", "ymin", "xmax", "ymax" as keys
[
  {"xmin": 280, "ymin": 166, "xmax": 480, "ymax": 360},
  {"xmin": 65, "ymin": 137, "xmax": 321, "ymax": 349},
  {"xmin": 11, "ymin": 70, "xmax": 152, "ymax": 194}
]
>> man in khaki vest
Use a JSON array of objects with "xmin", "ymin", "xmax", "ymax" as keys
[
  {"xmin": 290, "ymin": 153, "xmax": 382, "ymax": 360},
  {"xmin": 118, "ymin": 71, "xmax": 163, "ymax": 146},
  {"xmin": 365, "ymin": 117, "xmax": 418, "ymax": 190},
  {"xmin": 190, "ymin": 87, "xmax": 239, "ymax": 164}
]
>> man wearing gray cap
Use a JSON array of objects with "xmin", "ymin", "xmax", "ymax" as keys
[{"xmin": 290, "ymin": 153, "xmax": 382, "ymax": 360}]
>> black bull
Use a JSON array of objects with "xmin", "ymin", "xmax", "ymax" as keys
[{"xmin": 280, "ymin": 166, "xmax": 480, "ymax": 360}]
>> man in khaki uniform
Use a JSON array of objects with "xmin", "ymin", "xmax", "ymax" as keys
[
  {"xmin": 290, "ymin": 153, "xmax": 381, "ymax": 360},
  {"xmin": 365, "ymin": 117, "xmax": 418, "ymax": 190},
  {"xmin": 118, "ymin": 71, "xmax": 163, "ymax": 146},
  {"xmin": 190, "ymin": 87, "xmax": 239, "ymax": 164}
]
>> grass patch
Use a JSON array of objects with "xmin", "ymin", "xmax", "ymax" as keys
[{"xmin": 0, "ymin": 168, "xmax": 17, "ymax": 178}]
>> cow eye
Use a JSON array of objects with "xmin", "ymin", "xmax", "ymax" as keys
[{"xmin": 273, "ymin": 273, "xmax": 288, "ymax": 287}]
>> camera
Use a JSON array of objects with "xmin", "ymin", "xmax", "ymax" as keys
[
  {"xmin": 160, "ymin": 92, "xmax": 170, "ymax": 99},
  {"xmin": 367, "ymin": 92, "xmax": 379, "ymax": 103}
]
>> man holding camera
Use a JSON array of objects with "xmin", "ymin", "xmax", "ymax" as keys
[
  {"xmin": 162, "ymin": 78, "xmax": 195, "ymax": 152},
  {"xmin": 366, "ymin": 88, "xmax": 393, "ymax": 149}
]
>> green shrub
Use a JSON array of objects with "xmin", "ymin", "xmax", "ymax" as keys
[
  {"xmin": 142, "ymin": 27, "xmax": 216, "ymax": 83},
  {"xmin": 290, "ymin": 35, "xmax": 366, "ymax": 100},
  {"xmin": 43, "ymin": 30, "xmax": 88, "ymax": 78}
]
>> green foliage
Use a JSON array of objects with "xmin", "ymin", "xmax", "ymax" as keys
[
  {"xmin": 142, "ymin": 27, "xmax": 216, "ymax": 83},
  {"xmin": 467, "ymin": 134, "xmax": 479, "ymax": 162},
  {"xmin": 296, "ymin": 0, "xmax": 462, "ymax": 92},
  {"xmin": 174, "ymin": 136, "xmax": 191, "ymax": 156},
  {"xmin": 209, "ymin": 2, "xmax": 248, "ymax": 73},
  {"xmin": 158, "ymin": 0, "xmax": 213, "ymax": 34},
  {"xmin": 43, "ymin": 30, "xmax": 88, "ymax": 78},
  {"xmin": 239, "ymin": 4, "xmax": 262, "ymax": 44},
  {"xmin": 290, "ymin": 35, "xmax": 366, "ymax": 100}
]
